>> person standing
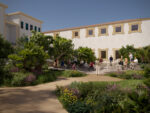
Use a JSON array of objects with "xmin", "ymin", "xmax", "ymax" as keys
[
  {"xmin": 99, "ymin": 57, "xmax": 103, "ymax": 70},
  {"xmin": 61, "ymin": 60, "xmax": 65, "ymax": 68},
  {"xmin": 109, "ymin": 56, "xmax": 113, "ymax": 66},
  {"xmin": 124, "ymin": 58, "xmax": 128, "ymax": 69},
  {"xmin": 133, "ymin": 57, "xmax": 138, "ymax": 69},
  {"xmin": 118, "ymin": 57, "xmax": 124, "ymax": 70},
  {"xmin": 96, "ymin": 59, "xmax": 100, "ymax": 75},
  {"xmin": 129, "ymin": 52, "xmax": 133, "ymax": 62},
  {"xmin": 89, "ymin": 62, "xmax": 94, "ymax": 71},
  {"xmin": 72, "ymin": 63, "xmax": 76, "ymax": 70}
]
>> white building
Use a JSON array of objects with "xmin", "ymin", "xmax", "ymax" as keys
[
  {"xmin": 0, "ymin": 3, "xmax": 43, "ymax": 44},
  {"xmin": 43, "ymin": 18, "xmax": 150, "ymax": 60}
]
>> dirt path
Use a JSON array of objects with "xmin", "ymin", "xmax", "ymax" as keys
[{"xmin": 0, "ymin": 75, "xmax": 121, "ymax": 113}]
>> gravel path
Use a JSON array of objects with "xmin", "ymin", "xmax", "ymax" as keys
[{"xmin": 0, "ymin": 74, "xmax": 121, "ymax": 113}]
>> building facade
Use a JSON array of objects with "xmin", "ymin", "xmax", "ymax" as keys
[
  {"xmin": 0, "ymin": 3, "xmax": 42, "ymax": 44},
  {"xmin": 43, "ymin": 18, "xmax": 150, "ymax": 60}
]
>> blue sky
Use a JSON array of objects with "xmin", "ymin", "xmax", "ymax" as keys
[{"xmin": 0, "ymin": 0, "xmax": 150, "ymax": 32}]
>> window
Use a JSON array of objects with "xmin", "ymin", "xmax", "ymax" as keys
[
  {"xmin": 56, "ymin": 34, "xmax": 59, "ymax": 37},
  {"xmin": 26, "ymin": 23, "xmax": 28, "ymax": 30},
  {"xmin": 75, "ymin": 32, "xmax": 78, "ymax": 36},
  {"xmin": 131, "ymin": 24, "xmax": 138, "ymax": 31},
  {"xmin": 21, "ymin": 21, "xmax": 24, "ymax": 29},
  {"xmin": 101, "ymin": 28, "xmax": 106, "ymax": 34},
  {"xmin": 115, "ymin": 26, "xmax": 121, "ymax": 32},
  {"xmin": 89, "ymin": 30, "xmax": 93, "ymax": 35},
  {"xmin": 98, "ymin": 26, "xmax": 108, "ymax": 36},
  {"xmin": 128, "ymin": 22, "xmax": 142, "ymax": 34},
  {"xmin": 112, "ymin": 24, "xmax": 124, "ymax": 35},
  {"xmin": 86, "ymin": 28, "xmax": 95, "ymax": 37},
  {"xmin": 38, "ymin": 27, "xmax": 41, "ymax": 32},
  {"xmin": 54, "ymin": 32, "xmax": 59, "ymax": 37},
  {"xmin": 115, "ymin": 50, "xmax": 121, "ymax": 59},
  {"xmin": 98, "ymin": 48, "xmax": 108, "ymax": 59},
  {"xmin": 34, "ymin": 26, "xmax": 37, "ymax": 31},
  {"xmin": 72, "ymin": 30, "xmax": 80, "ymax": 38},
  {"xmin": 113, "ymin": 49, "xmax": 121, "ymax": 60},
  {"xmin": 101, "ymin": 51, "xmax": 106, "ymax": 59},
  {"xmin": 30, "ymin": 25, "xmax": 33, "ymax": 30}
]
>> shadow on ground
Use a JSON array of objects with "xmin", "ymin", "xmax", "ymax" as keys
[{"xmin": 0, "ymin": 88, "xmax": 61, "ymax": 113}]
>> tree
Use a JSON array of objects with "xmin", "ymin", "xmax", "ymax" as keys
[
  {"xmin": 53, "ymin": 36, "xmax": 74, "ymax": 61},
  {"xmin": 75, "ymin": 47, "xmax": 96, "ymax": 63},
  {"xmin": 119, "ymin": 45, "xmax": 136, "ymax": 60},
  {"xmin": 0, "ymin": 34, "xmax": 14, "ymax": 83},
  {"xmin": 30, "ymin": 31, "xmax": 54, "ymax": 58},
  {"xmin": 119, "ymin": 45, "xmax": 150, "ymax": 63},
  {"xmin": 8, "ymin": 33, "xmax": 49, "ymax": 73},
  {"xmin": 0, "ymin": 35, "xmax": 14, "ymax": 66},
  {"xmin": 15, "ymin": 36, "xmax": 29, "ymax": 52}
]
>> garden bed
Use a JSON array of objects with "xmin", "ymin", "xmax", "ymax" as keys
[
  {"xmin": 56, "ymin": 80, "xmax": 149, "ymax": 113},
  {"xmin": 0, "ymin": 69, "xmax": 86, "ymax": 87}
]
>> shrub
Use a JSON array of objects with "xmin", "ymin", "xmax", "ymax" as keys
[
  {"xmin": 108, "ymin": 72, "xmax": 118, "ymax": 77},
  {"xmin": 144, "ymin": 78, "xmax": 150, "ymax": 88},
  {"xmin": 35, "ymin": 71, "xmax": 57, "ymax": 84},
  {"xmin": 24, "ymin": 74, "xmax": 36, "ymax": 84},
  {"xmin": 144, "ymin": 66, "xmax": 150, "ymax": 78},
  {"xmin": 59, "ymin": 88, "xmax": 78, "ymax": 108},
  {"xmin": 57, "ymin": 81, "xmax": 147, "ymax": 113},
  {"xmin": 11, "ymin": 72, "xmax": 30, "ymax": 86},
  {"xmin": 67, "ymin": 101, "xmax": 91, "ymax": 113},
  {"xmin": 93, "ymin": 91, "xmax": 124, "ymax": 113},
  {"xmin": 123, "ymin": 89, "xmax": 150, "ymax": 113},
  {"xmin": 74, "ymin": 47, "xmax": 96, "ymax": 63},
  {"xmin": 8, "ymin": 42, "xmax": 49, "ymax": 72},
  {"xmin": 58, "ymin": 87, "xmax": 90, "ymax": 113},
  {"xmin": 10, "ymin": 67, "xmax": 19, "ymax": 73},
  {"xmin": 0, "ymin": 35, "xmax": 14, "ymax": 84},
  {"xmin": 140, "ymin": 64, "xmax": 150, "ymax": 69},
  {"xmin": 62, "ymin": 70, "xmax": 86, "ymax": 77}
]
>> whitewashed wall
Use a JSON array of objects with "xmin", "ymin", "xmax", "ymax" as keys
[
  {"xmin": 19, "ymin": 15, "xmax": 42, "ymax": 38},
  {"xmin": 0, "ymin": 6, "xmax": 5, "ymax": 37},
  {"xmin": 7, "ymin": 14, "xmax": 42, "ymax": 38},
  {"xmin": 5, "ymin": 24, "xmax": 17, "ymax": 43},
  {"xmin": 44, "ymin": 20, "xmax": 150, "ymax": 58}
]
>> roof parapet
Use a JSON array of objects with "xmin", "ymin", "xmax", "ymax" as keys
[
  {"xmin": 43, "ymin": 18, "xmax": 150, "ymax": 33},
  {"xmin": 7, "ymin": 11, "xmax": 43, "ymax": 24},
  {"xmin": 0, "ymin": 3, "xmax": 8, "ymax": 8}
]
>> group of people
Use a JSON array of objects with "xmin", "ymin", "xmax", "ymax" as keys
[
  {"xmin": 118, "ymin": 52, "xmax": 138, "ymax": 70},
  {"xmin": 53, "ymin": 52, "xmax": 138, "ymax": 74}
]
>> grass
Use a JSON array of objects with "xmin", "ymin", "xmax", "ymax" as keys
[
  {"xmin": 61, "ymin": 70, "xmax": 86, "ymax": 77},
  {"xmin": 69, "ymin": 79, "xmax": 144, "ymax": 90},
  {"xmin": 106, "ymin": 70, "xmax": 145, "ymax": 80}
]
